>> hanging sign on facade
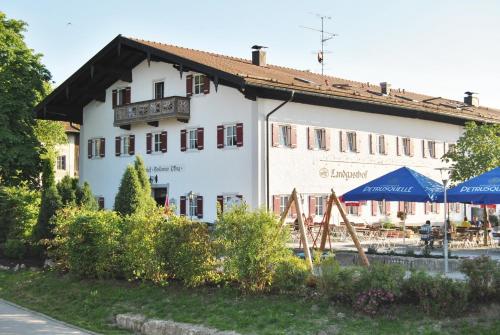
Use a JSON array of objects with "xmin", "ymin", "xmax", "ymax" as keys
[
  {"xmin": 319, "ymin": 167, "xmax": 368, "ymax": 180},
  {"xmin": 146, "ymin": 165, "xmax": 184, "ymax": 173}
]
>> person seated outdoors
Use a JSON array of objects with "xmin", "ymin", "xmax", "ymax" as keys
[
  {"xmin": 420, "ymin": 220, "xmax": 434, "ymax": 248},
  {"xmin": 471, "ymin": 216, "xmax": 482, "ymax": 228},
  {"xmin": 460, "ymin": 216, "xmax": 472, "ymax": 228}
]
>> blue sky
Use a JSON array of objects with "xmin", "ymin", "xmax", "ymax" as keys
[{"xmin": 4, "ymin": 0, "xmax": 500, "ymax": 108}]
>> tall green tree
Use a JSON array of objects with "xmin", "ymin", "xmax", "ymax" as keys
[
  {"xmin": 0, "ymin": 12, "xmax": 51, "ymax": 187},
  {"xmin": 443, "ymin": 121, "xmax": 500, "ymax": 246},
  {"xmin": 443, "ymin": 121, "xmax": 500, "ymax": 183},
  {"xmin": 134, "ymin": 155, "xmax": 156, "ymax": 210},
  {"xmin": 35, "ymin": 156, "xmax": 62, "ymax": 241},
  {"xmin": 76, "ymin": 181, "xmax": 98, "ymax": 211},
  {"xmin": 114, "ymin": 165, "xmax": 143, "ymax": 216}
]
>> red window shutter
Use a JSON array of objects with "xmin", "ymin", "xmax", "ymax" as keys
[
  {"xmin": 180, "ymin": 130, "xmax": 187, "ymax": 152},
  {"xmin": 411, "ymin": 202, "xmax": 416, "ymax": 215},
  {"xmin": 272, "ymin": 124, "xmax": 279, "ymax": 147},
  {"xmin": 217, "ymin": 125, "xmax": 224, "ymax": 148},
  {"xmin": 160, "ymin": 131, "xmax": 167, "ymax": 153},
  {"xmin": 290, "ymin": 200, "xmax": 297, "ymax": 218},
  {"xmin": 385, "ymin": 201, "xmax": 391, "ymax": 215},
  {"xmin": 197, "ymin": 127, "xmax": 204, "ymax": 150},
  {"xmin": 398, "ymin": 201, "xmax": 404, "ymax": 212},
  {"xmin": 115, "ymin": 136, "xmax": 121, "ymax": 156},
  {"xmin": 396, "ymin": 137, "xmax": 401, "ymax": 156},
  {"xmin": 186, "ymin": 75, "xmax": 193, "ymax": 97},
  {"xmin": 100, "ymin": 138, "xmax": 105, "ymax": 157},
  {"xmin": 308, "ymin": 127, "xmax": 314, "ymax": 150},
  {"xmin": 203, "ymin": 75, "xmax": 210, "ymax": 94},
  {"xmin": 129, "ymin": 135, "xmax": 135, "ymax": 155},
  {"xmin": 112, "ymin": 90, "xmax": 117, "ymax": 108},
  {"xmin": 309, "ymin": 196, "xmax": 316, "ymax": 217},
  {"xmin": 369, "ymin": 134, "xmax": 375, "ymax": 155},
  {"xmin": 196, "ymin": 195, "xmax": 203, "ymax": 218},
  {"xmin": 88, "ymin": 139, "xmax": 92, "ymax": 158},
  {"xmin": 124, "ymin": 87, "xmax": 131, "ymax": 104},
  {"xmin": 236, "ymin": 123, "xmax": 243, "ymax": 147},
  {"xmin": 324, "ymin": 129, "xmax": 331, "ymax": 151},
  {"xmin": 217, "ymin": 195, "xmax": 224, "ymax": 213},
  {"xmin": 273, "ymin": 195, "xmax": 280, "ymax": 215},
  {"xmin": 146, "ymin": 133, "xmax": 152, "ymax": 154},
  {"xmin": 422, "ymin": 140, "xmax": 427, "ymax": 158},
  {"xmin": 290, "ymin": 125, "xmax": 297, "ymax": 148},
  {"xmin": 180, "ymin": 196, "xmax": 186, "ymax": 216},
  {"xmin": 340, "ymin": 131, "xmax": 347, "ymax": 152},
  {"xmin": 371, "ymin": 200, "xmax": 377, "ymax": 216}
]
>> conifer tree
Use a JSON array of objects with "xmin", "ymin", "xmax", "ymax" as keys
[
  {"xmin": 57, "ymin": 175, "xmax": 78, "ymax": 206},
  {"xmin": 114, "ymin": 165, "xmax": 143, "ymax": 216},
  {"xmin": 76, "ymin": 181, "xmax": 98, "ymax": 210},
  {"xmin": 134, "ymin": 155, "xmax": 156, "ymax": 210},
  {"xmin": 35, "ymin": 156, "xmax": 62, "ymax": 241}
]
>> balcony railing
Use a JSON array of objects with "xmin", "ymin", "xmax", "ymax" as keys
[{"xmin": 113, "ymin": 96, "xmax": 190, "ymax": 126}]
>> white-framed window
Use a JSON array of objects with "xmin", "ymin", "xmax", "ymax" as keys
[
  {"xmin": 347, "ymin": 205, "xmax": 359, "ymax": 216},
  {"xmin": 403, "ymin": 137, "xmax": 411, "ymax": 156},
  {"xmin": 225, "ymin": 124, "xmax": 237, "ymax": 147},
  {"xmin": 315, "ymin": 196, "xmax": 324, "ymax": 216},
  {"xmin": 116, "ymin": 88, "xmax": 127, "ymax": 106},
  {"xmin": 154, "ymin": 81, "xmax": 164, "ymax": 99},
  {"xmin": 56, "ymin": 155, "xmax": 66, "ymax": 170},
  {"xmin": 428, "ymin": 141, "xmax": 436, "ymax": 158},
  {"xmin": 153, "ymin": 132, "xmax": 162, "ymax": 153},
  {"xmin": 347, "ymin": 132, "xmax": 357, "ymax": 152},
  {"xmin": 314, "ymin": 128, "xmax": 326, "ymax": 150},
  {"xmin": 92, "ymin": 138, "xmax": 102, "ymax": 158},
  {"xmin": 378, "ymin": 135, "xmax": 386, "ymax": 155},
  {"xmin": 194, "ymin": 74, "xmax": 204, "ymax": 95},
  {"xmin": 224, "ymin": 194, "xmax": 242, "ymax": 209},
  {"xmin": 121, "ymin": 135, "xmax": 130, "ymax": 155},
  {"xmin": 279, "ymin": 125, "xmax": 291, "ymax": 147},
  {"xmin": 189, "ymin": 195, "xmax": 198, "ymax": 217},
  {"xmin": 280, "ymin": 195, "xmax": 289, "ymax": 215},
  {"xmin": 188, "ymin": 129, "xmax": 198, "ymax": 150}
]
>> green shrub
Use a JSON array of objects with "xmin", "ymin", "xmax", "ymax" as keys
[
  {"xmin": 133, "ymin": 156, "xmax": 156, "ymax": 211},
  {"xmin": 216, "ymin": 204, "xmax": 290, "ymax": 292},
  {"xmin": 357, "ymin": 263, "xmax": 405, "ymax": 296},
  {"xmin": 402, "ymin": 271, "xmax": 468, "ymax": 315},
  {"xmin": 121, "ymin": 209, "xmax": 166, "ymax": 283},
  {"xmin": 460, "ymin": 256, "xmax": 499, "ymax": 302},
  {"xmin": 158, "ymin": 215, "xmax": 218, "ymax": 287},
  {"xmin": 272, "ymin": 255, "xmax": 310, "ymax": 293},
  {"xmin": 317, "ymin": 257, "xmax": 360, "ymax": 301},
  {"xmin": 56, "ymin": 175, "xmax": 78, "ymax": 206},
  {"xmin": 0, "ymin": 185, "xmax": 40, "ymax": 243},
  {"xmin": 76, "ymin": 182, "xmax": 98, "ymax": 210},
  {"xmin": 3, "ymin": 238, "xmax": 27, "ymax": 259},
  {"xmin": 114, "ymin": 165, "xmax": 143, "ymax": 216},
  {"xmin": 51, "ymin": 208, "xmax": 122, "ymax": 278}
]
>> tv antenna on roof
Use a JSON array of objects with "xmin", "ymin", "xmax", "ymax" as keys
[{"xmin": 300, "ymin": 13, "xmax": 338, "ymax": 75}]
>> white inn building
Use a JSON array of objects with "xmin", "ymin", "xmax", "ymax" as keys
[{"xmin": 35, "ymin": 35, "xmax": 500, "ymax": 224}]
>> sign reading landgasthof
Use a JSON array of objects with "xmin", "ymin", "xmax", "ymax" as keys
[{"xmin": 319, "ymin": 168, "xmax": 368, "ymax": 180}]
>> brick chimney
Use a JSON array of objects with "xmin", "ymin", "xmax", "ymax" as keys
[
  {"xmin": 252, "ymin": 45, "xmax": 267, "ymax": 66},
  {"xmin": 464, "ymin": 91, "xmax": 479, "ymax": 107}
]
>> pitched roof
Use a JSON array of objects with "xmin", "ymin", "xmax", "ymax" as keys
[
  {"xmin": 132, "ymin": 37, "xmax": 500, "ymax": 124},
  {"xmin": 34, "ymin": 35, "xmax": 500, "ymax": 125}
]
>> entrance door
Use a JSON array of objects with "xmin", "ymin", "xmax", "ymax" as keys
[{"xmin": 152, "ymin": 186, "xmax": 168, "ymax": 206}]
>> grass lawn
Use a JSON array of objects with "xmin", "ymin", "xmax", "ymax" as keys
[{"xmin": 0, "ymin": 270, "xmax": 499, "ymax": 335}]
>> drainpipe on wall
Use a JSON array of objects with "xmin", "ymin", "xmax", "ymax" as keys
[{"xmin": 265, "ymin": 90, "xmax": 295, "ymax": 210}]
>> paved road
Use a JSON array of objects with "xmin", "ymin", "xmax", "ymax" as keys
[{"xmin": 0, "ymin": 299, "xmax": 95, "ymax": 335}]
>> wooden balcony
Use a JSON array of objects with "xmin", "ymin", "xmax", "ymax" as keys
[{"xmin": 113, "ymin": 96, "xmax": 190, "ymax": 127}]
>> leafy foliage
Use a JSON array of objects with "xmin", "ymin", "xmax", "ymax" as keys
[
  {"xmin": 460, "ymin": 256, "xmax": 500, "ymax": 302},
  {"xmin": 3, "ymin": 238, "xmax": 27, "ymax": 259},
  {"xmin": 114, "ymin": 165, "xmax": 143, "ymax": 216},
  {"xmin": 216, "ymin": 204, "xmax": 291, "ymax": 292},
  {"xmin": 158, "ymin": 215, "xmax": 218, "ymax": 287},
  {"xmin": 443, "ymin": 121, "xmax": 500, "ymax": 183},
  {"xmin": 33, "ymin": 120, "xmax": 67, "ymax": 157},
  {"xmin": 51, "ymin": 208, "xmax": 123, "ymax": 278},
  {"xmin": 0, "ymin": 185, "xmax": 40, "ymax": 243},
  {"xmin": 121, "ymin": 209, "xmax": 167, "ymax": 283},
  {"xmin": 271, "ymin": 255, "xmax": 310, "ymax": 293},
  {"xmin": 134, "ymin": 156, "xmax": 156, "ymax": 211},
  {"xmin": 0, "ymin": 12, "xmax": 51, "ymax": 187},
  {"xmin": 35, "ymin": 156, "xmax": 62, "ymax": 241}
]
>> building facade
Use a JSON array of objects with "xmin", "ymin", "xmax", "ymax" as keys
[
  {"xmin": 36, "ymin": 36, "xmax": 500, "ymax": 224},
  {"xmin": 54, "ymin": 123, "xmax": 79, "ymax": 181}
]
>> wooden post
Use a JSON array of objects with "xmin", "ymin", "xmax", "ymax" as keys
[
  {"xmin": 292, "ymin": 189, "xmax": 313, "ymax": 269},
  {"xmin": 332, "ymin": 190, "xmax": 370, "ymax": 267},
  {"xmin": 320, "ymin": 193, "xmax": 335, "ymax": 251}
]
